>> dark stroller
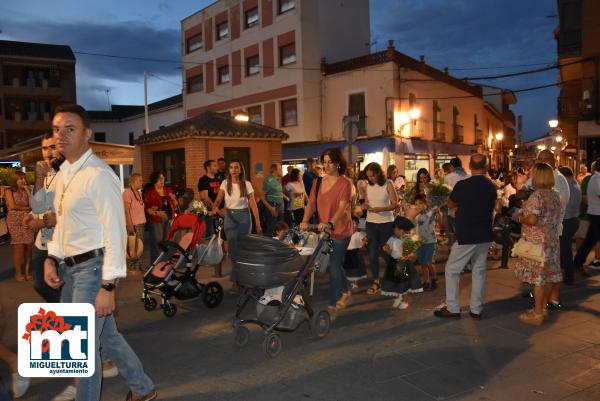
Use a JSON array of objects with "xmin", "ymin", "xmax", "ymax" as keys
[
  {"xmin": 141, "ymin": 213, "xmax": 224, "ymax": 317},
  {"xmin": 231, "ymin": 225, "xmax": 333, "ymax": 358}
]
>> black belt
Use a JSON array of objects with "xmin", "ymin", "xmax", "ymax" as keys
[{"xmin": 64, "ymin": 249, "xmax": 104, "ymax": 267}]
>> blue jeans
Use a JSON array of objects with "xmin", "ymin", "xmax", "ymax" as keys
[
  {"xmin": 31, "ymin": 246, "xmax": 61, "ymax": 302},
  {"xmin": 224, "ymin": 208, "xmax": 251, "ymax": 282},
  {"xmin": 365, "ymin": 222, "xmax": 394, "ymax": 280},
  {"xmin": 264, "ymin": 202, "xmax": 284, "ymax": 237},
  {"xmin": 59, "ymin": 256, "xmax": 153, "ymax": 400},
  {"xmin": 328, "ymin": 237, "xmax": 351, "ymax": 306},
  {"xmin": 444, "ymin": 242, "xmax": 490, "ymax": 314}
]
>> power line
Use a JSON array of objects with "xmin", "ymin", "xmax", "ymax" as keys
[{"xmin": 447, "ymin": 61, "xmax": 555, "ymax": 71}]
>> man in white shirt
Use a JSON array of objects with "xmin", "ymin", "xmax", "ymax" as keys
[
  {"xmin": 44, "ymin": 104, "xmax": 156, "ymax": 401},
  {"xmin": 575, "ymin": 159, "xmax": 600, "ymax": 270},
  {"xmin": 444, "ymin": 157, "xmax": 470, "ymax": 189}
]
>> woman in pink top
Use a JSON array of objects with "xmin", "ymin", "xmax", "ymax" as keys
[
  {"xmin": 123, "ymin": 173, "xmax": 147, "ymax": 274},
  {"xmin": 300, "ymin": 148, "xmax": 353, "ymax": 312}
]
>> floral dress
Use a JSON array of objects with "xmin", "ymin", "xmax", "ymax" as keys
[
  {"xmin": 514, "ymin": 189, "xmax": 562, "ymax": 285},
  {"xmin": 7, "ymin": 189, "xmax": 34, "ymax": 245}
]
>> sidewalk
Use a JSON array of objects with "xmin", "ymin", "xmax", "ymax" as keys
[{"xmin": 1, "ymin": 242, "xmax": 600, "ymax": 401}]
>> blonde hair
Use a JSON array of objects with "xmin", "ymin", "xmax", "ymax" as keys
[{"xmin": 531, "ymin": 162, "xmax": 555, "ymax": 189}]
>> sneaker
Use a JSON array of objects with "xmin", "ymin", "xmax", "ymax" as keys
[
  {"xmin": 52, "ymin": 385, "xmax": 76, "ymax": 401},
  {"xmin": 12, "ymin": 373, "xmax": 30, "ymax": 398},
  {"xmin": 102, "ymin": 364, "xmax": 119, "ymax": 378}
]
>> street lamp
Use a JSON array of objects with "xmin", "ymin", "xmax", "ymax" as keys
[
  {"xmin": 495, "ymin": 132, "xmax": 504, "ymax": 169},
  {"xmin": 495, "ymin": 132, "xmax": 503, "ymax": 141},
  {"xmin": 395, "ymin": 107, "xmax": 420, "ymax": 137},
  {"xmin": 548, "ymin": 119, "xmax": 559, "ymax": 129},
  {"xmin": 234, "ymin": 111, "xmax": 249, "ymax": 122}
]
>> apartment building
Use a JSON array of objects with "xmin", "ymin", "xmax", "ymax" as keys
[
  {"xmin": 0, "ymin": 40, "xmax": 76, "ymax": 149},
  {"xmin": 181, "ymin": 0, "xmax": 370, "ymax": 144},
  {"xmin": 283, "ymin": 41, "xmax": 515, "ymax": 179},
  {"xmin": 555, "ymin": 0, "xmax": 600, "ymax": 168}
]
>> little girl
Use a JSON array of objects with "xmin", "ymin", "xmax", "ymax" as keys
[
  {"xmin": 381, "ymin": 216, "xmax": 423, "ymax": 309},
  {"xmin": 344, "ymin": 216, "xmax": 367, "ymax": 291},
  {"xmin": 407, "ymin": 193, "xmax": 438, "ymax": 291}
]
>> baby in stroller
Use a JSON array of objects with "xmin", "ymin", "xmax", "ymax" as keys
[{"xmin": 141, "ymin": 212, "xmax": 224, "ymax": 317}]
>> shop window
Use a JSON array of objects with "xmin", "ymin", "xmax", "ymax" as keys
[
  {"xmin": 278, "ymin": 0, "xmax": 295, "ymax": 14},
  {"xmin": 218, "ymin": 65, "xmax": 230, "ymax": 84},
  {"xmin": 188, "ymin": 75, "xmax": 204, "ymax": 93},
  {"xmin": 280, "ymin": 99, "xmax": 297, "ymax": 127},
  {"xmin": 153, "ymin": 149, "xmax": 186, "ymax": 187},
  {"xmin": 217, "ymin": 21, "xmax": 229, "ymax": 40},
  {"xmin": 186, "ymin": 33, "xmax": 203, "ymax": 53},
  {"xmin": 246, "ymin": 55, "xmax": 260, "ymax": 76},
  {"xmin": 245, "ymin": 7, "xmax": 259, "ymax": 28},
  {"xmin": 279, "ymin": 43, "xmax": 296, "ymax": 66},
  {"xmin": 248, "ymin": 105, "xmax": 262, "ymax": 124},
  {"xmin": 404, "ymin": 154, "xmax": 430, "ymax": 183}
]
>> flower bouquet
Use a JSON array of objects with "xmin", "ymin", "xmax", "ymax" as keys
[
  {"xmin": 190, "ymin": 200, "xmax": 209, "ymax": 217},
  {"xmin": 394, "ymin": 234, "xmax": 426, "ymax": 280},
  {"xmin": 426, "ymin": 178, "xmax": 452, "ymax": 208}
]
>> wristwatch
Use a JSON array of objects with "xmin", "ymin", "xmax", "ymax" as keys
[{"xmin": 101, "ymin": 283, "xmax": 116, "ymax": 292}]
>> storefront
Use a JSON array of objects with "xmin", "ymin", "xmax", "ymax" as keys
[{"xmin": 283, "ymin": 136, "xmax": 477, "ymax": 182}]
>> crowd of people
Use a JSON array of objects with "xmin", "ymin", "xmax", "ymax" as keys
[{"xmin": 1, "ymin": 102, "xmax": 600, "ymax": 400}]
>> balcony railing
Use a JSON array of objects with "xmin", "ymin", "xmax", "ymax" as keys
[
  {"xmin": 433, "ymin": 121, "xmax": 445, "ymax": 141},
  {"xmin": 453, "ymin": 124, "xmax": 464, "ymax": 143}
]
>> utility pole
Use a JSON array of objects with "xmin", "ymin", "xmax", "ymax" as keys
[{"xmin": 144, "ymin": 70, "xmax": 150, "ymax": 135}]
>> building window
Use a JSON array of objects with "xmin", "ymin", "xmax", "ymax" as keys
[
  {"xmin": 188, "ymin": 75, "xmax": 204, "ymax": 93},
  {"xmin": 248, "ymin": 105, "xmax": 262, "ymax": 124},
  {"xmin": 94, "ymin": 132, "xmax": 106, "ymax": 142},
  {"xmin": 281, "ymin": 99, "xmax": 297, "ymax": 127},
  {"xmin": 186, "ymin": 33, "xmax": 203, "ymax": 53},
  {"xmin": 153, "ymin": 149, "xmax": 186, "ymax": 186},
  {"xmin": 245, "ymin": 7, "xmax": 259, "ymax": 29},
  {"xmin": 348, "ymin": 92, "xmax": 367, "ymax": 136},
  {"xmin": 216, "ymin": 21, "xmax": 229, "ymax": 40},
  {"xmin": 246, "ymin": 55, "xmax": 260, "ymax": 76},
  {"xmin": 278, "ymin": 0, "xmax": 295, "ymax": 14},
  {"xmin": 218, "ymin": 65, "xmax": 230, "ymax": 84},
  {"xmin": 128, "ymin": 132, "xmax": 134, "ymax": 145},
  {"xmin": 279, "ymin": 43, "xmax": 296, "ymax": 66}
]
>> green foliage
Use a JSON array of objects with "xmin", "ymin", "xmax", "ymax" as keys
[{"xmin": 0, "ymin": 168, "xmax": 13, "ymax": 186}]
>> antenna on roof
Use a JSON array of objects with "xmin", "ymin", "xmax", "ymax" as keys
[{"xmin": 105, "ymin": 89, "xmax": 111, "ymax": 109}]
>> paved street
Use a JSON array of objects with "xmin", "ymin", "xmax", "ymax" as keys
[{"xmin": 1, "ymin": 242, "xmax": 600, "ymax": 401}]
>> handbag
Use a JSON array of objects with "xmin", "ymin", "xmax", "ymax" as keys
[
  {"xmin": 511, "ymin": 238, "xmax": 545, "ymax": 263},
  {"xmin": 126, "ymin": 233, "xmax": 144, "ymax": 260}
]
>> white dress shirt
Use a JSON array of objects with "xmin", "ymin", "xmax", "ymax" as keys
[
  {"xmin": 587, "ymin": 172, "xmax": 600, "ymax": 215},
  {"xmin": 30, "ymin": 170, "xmax": 57, "ymax": 250},
  {"xmin": 47, "ymin": 149, "xmax": 127, "ymax": 280},
  {"xmin": 444, "ymin": 169, "xmax": 470, "ymax": 189}
]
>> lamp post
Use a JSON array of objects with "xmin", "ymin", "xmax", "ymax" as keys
[
  {"xmin": 495, "ymin": 132, "xmax": 504, "ymax": 169},
  {"xmin": 395, "ymin": 107, "xmax": 421, "ymax": 137}
]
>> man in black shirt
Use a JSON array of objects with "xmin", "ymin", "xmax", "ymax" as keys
[
  {"xmin": 434, "ymin": 154, "xmax": 497, "ymax": 320},
  {"xmin": 198, "ymin": 159, "xmax": 221, "ymax": 237},
  {"xmin": 216, "ymin": 157, "xmax": 226, "ymax": 183}
]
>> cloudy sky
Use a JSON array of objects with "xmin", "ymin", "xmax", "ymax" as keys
[{"xmin": 0, "ymin": 0, "xmax": 558, "ymax": 140}]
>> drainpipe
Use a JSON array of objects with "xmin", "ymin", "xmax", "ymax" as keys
[
  {"xmin": 595, "ymin": 56, "xmax": 600, "ymax": 126},
  {"xmin": 320, "ymin": 57, "xmax": 326, "ymax": 142}
]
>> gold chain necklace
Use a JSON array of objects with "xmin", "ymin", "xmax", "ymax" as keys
[{"xmin": 57, "ymin": 153, "xmax": 93, "ymax": 216}]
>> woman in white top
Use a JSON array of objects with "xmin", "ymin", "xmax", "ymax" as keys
[
  {"xmin": 285, "ymin": 168, "xmax": 307, "ymax": 225},
  {"xmin": 501, "ymin": 172, "xmax": 517, "ymax": 210},
  {"xmin": 362, "ymin": 162, "xmax": 398, "ymax": 295},
  {"xmin": 214, "ymin": 160, "xmax": 262, "ymax": 285}
]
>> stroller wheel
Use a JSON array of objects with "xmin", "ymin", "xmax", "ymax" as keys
[
  {"xmin": 143, "ymin": 297, "xmax": 158, "ymax": 311},
  {"xmin": 202, "ymin": 282, "xmax": 224, "ymax": 308},
  {"xmin": 163, "ymin": 303, "xmax": 177, "ymax": 317},
  {"xmin": 309, "ymin": 310, "xmax": 331, "ymax": 339},
  {"xmin": 233, "ymin": 326, "xmax": 250, "ymax": 348},
  {"xmin": 263, "ymin": 333, "xmax": 283, "ymax": 358}
]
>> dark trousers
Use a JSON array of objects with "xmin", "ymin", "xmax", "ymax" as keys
[
  {"xmin": 264, "ymin": 202, "xmax": 284, "ymax": 237},
  {"xmin": 365, "ymin": 221, "xmax": 394, "ymax": 280},
  {"xmin": 574, "ymin": 214, "xmax": 600, "ymax": 267},
  {"xmin": 561, "ymin": 217, "xmax": 580, "ymax": 284},
  {"xmin": 31, "ymin": 246, "xmax": 61, "ymax": 302}
]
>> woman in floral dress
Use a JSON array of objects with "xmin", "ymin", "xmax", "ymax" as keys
[
  {"xmin": 514, "ymin": 163, "xmax": 562, "ymax": 326},
  {"xmin": 5, "ymin": 171, "xmax": 34, "ymax": 282}
]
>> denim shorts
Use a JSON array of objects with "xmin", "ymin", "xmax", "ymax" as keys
[{"xmin": 417, "ymin": 243, "xmax": 436, "ymax": 265}]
